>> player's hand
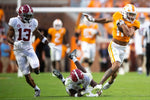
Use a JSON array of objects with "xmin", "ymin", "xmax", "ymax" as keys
[
  {"xmin": 83, "ymin": 13, "xmax": 95, "ymax": 22},
  {"xmin": 117, "ymin": 19, "xmax": 124, "ymax": 25},
  {"xmin": 48, "ymin": 43, "xmax": 55, "ymax": 49},
  {"xmin": 14, "ymin": 40, "xmax": 24, "ymax": 49},
  {"xmin": 48, "ymin": 43, "xmax": 61, "ymax": 51}
]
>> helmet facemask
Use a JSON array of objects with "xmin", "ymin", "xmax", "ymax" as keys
[
  {"xmin": 53, "ymin": 19, "xmax": 63, "ymax": 30},
  {"xmin": 139, "ymin": 13, "xmax": 145, "ymax": 24},
  {"xmin": 126, "ymin": 12, "xmax": 136, "ymax": 22},
  {"xmin": 22, "ymin": 13, "xmax": 33, "ymax": 23}
]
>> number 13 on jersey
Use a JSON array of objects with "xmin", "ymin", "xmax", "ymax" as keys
[{"xmin": 18, "ymin": 28, "xmax": 31, "ymax": 41}]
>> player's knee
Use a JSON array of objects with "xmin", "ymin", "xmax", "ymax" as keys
[
  {"xmin": 124, "ymin": 59, "xmax": 128, "ymax": 63},
  {"xmin": 34, "ymin": 68, "xmax": 40, "ymax": 75},
  {"xmin": 112, "ymin": 62, "xmax": 120, "ymax": 71}
]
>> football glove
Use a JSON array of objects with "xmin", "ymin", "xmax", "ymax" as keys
[
  {"xmin": 83, "ymin": 13, "xmax": 95, "ymax": 22},
  {"xmin": 48, "ymin": 43, "xmax": 55, "ymax": 49},
  {"xmin": 14, "ymin": 40, "xmax": 24, "ymax": 49},
  {"xmin": 48, "ymin": 43, "xmax": 61, "ymax": 51}
]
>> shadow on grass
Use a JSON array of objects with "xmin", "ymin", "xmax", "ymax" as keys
[{"xmin": 102, "ymin": 95, "xmax": 150, "ymax": 97}]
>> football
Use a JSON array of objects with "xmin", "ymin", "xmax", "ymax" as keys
[{"xmin": 117, "ymin": 25, "xmax": 123, "ymax": 33}]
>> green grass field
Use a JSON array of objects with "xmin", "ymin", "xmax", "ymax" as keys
[{"xmin": 0, "ymin": 72, "xmax": 150, "ymax": 100}]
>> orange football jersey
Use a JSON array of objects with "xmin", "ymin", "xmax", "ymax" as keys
[
  {"xmin": 10, "ymin": 46, "xmax": 16, "ymax": 61},
  {"xmin": 48, "ymin": 28, "xmax": 66, "ymax": 45},
  {"xmin": 77, "ymin": 23, "xmax": 98, "ymax": 43},
  {"xmin": 112, "ymin": 11, "xmax": 140, "ymax": 42}
]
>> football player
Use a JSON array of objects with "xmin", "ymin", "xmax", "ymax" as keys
[
  {"xmin": 135, "ymin": 13, "xmax": 148, "ymax": 74},
  {"xmin": 76, "ymin": 17, "xmax": 101, "ymax": 73},
  {"xmin": 53, "ymin": 49, "xmax": 102, "ymax": 97},
  {"xmin": 7, "ymin": 4, "xmax": 53, "ymax": 97},
  {"xmin": 84, "ymin": 4, "xmax": 140, "ymax": 91},
  {"xmin": 47, "ymin": 19, "xmax": 67, "ymax": 72}
]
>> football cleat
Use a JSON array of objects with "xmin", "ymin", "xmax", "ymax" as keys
[
  {"xmin": 103, "ymin": 82, "xmax": 112, "ymax": 90},
  {"xmin": 93, "ymin": 84, "xmax": 102, "ymax": 93},
  {"xmin": 52, "ymin": 69, "xmax": 63, "ymax": 80},
  {"xmin": 34, "ymin": 89, "xmax": 40, "ymax": 97},
  {"xmin": 68, "ymin": 49, "xmax": 77, "ymax": 59}
]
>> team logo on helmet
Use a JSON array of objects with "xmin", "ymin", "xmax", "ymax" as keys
[
  {"xmin": 18, "ymin": 4, "xmax": 33, "ymax": 23},
  {"xmin": 71, "ymin": 69, "xmax": 84, "ymax": 82},
  {"xmin": 53, "ymin": 19, "xmax": 63, "ymax": 30},
  {"xmin": 122, "ymin": 4, "xmax": 137, "ymax": 23}
]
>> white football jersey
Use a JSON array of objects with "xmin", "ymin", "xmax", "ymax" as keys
[
  {"xmin": 65, "ymin": 73, "xmax": 92, "ymax": 92},
  {"xmin": 135, "ymin": 21, "xmax": 149, "ymax": 55},
  {"xmin": 8, "ymin": 16, "xmax": 38, "ymax": 50}
]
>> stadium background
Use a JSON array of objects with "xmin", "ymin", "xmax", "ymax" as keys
[{"xmin": 0, "ymin": 0, "xmax": 149, "ymax": 73}]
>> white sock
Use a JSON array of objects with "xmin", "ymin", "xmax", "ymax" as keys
[
  {"xmin": 61, "ymin": 77, "xmax": 65, "ymax": 83},
  {"xmin": 72, "ymin": 56, "xmax": 77, "ymax": 62},
  {"xmin": 138, "ymin": 67, "xmax": 142, "ymax": 71},
  {"xmin": 34, "ymin": 85, "xmax": 40, "ymax": 90}
]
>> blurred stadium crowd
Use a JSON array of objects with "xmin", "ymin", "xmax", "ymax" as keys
[{"xmin": 0, "ymin": 0, "xmax": 150, "ymax": 75}]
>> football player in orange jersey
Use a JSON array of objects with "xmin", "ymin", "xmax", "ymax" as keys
[
  {"xmin": 76, "ymin": 17, "xmax": 101, "ymax": 73},
  {"xmin": 84, "ymin": 4, "xmax": 140, "ymax": 92},
  {"xmin": 47, "ymin": 19, "xmax": 67, "ymax": 72}
]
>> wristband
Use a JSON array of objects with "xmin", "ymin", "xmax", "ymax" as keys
[{"xmin": 42, "ymin": 37, "xmax": 47, "ymax": 43}]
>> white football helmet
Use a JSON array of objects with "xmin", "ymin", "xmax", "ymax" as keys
[
  {"xmin": 122, "ymin": 4, "xmax": 137, "ymax": 23},
  {"xmin": 53, "ymin": 19, "xmax": 63, "ymax": 30},
  {"xmin": 138, "ymin": 13, "xmax": 145, "ymax": 24}
]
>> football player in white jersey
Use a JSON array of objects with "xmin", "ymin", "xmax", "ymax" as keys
[
  {"xmin": 7, "ymin": 4, "xmax": 52, "ymax": 97},
  {"xmin": 135, "ymin": 13, "xmax": 148, "ymax": 74},
  {"xmin": 53, "ymin": 49, "xmax": 102, "ymax": 97}
]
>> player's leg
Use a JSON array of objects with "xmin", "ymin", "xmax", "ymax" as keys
[
  {"xmin": 53, "ymin": 69, "xmax": 65, "ymax": 85},
  {"xmin": 146, "ymin": 51, "xmax": 150, "ymax": 76},
  {"xmin": 95, "ymin": 42, "xmax": 124, "ymax": 91},
  {"xmin": 51, "ymin": 46, "xmax": 56, "ymax": 69},
  {"xmin": 99, "ymin": 41, "xmax": 121, "ymax": 85},
  {"xmin": 56, "ymin": 61, "xmax": 61, "ymax": 71},
  {"xmin": 103, "ymin": 71, "xmax": 117, "ymax": 90},
  {"xmin": 99, "ymin": 61, "xmax": 120, "ymax": 84},
  {"xmin": 137, "ymin": 55, "xmax": 144, "ymax": 74},
  {"xmin": 80, "ymin": 42, "xmax": 91, "ymax": 72},
  {"xmin": 26, "ymin": 49, "xmax": 40, "ymax": 74},
  {"xmin": 15, "ymin": 51, "xmax": 40, "ymax": 97},
  {"xmin": 54, "ymin": 45, "xmax": 62, "ymax": 71},
  {"xmin": 68, "ymin": 49, "xmax": 86, "ymax": 73},
  {"xmin": 26, "ymin": 49, "xmax": 41, "ymax": 97},
  {"xmin": 68, "ymin": 49, "xmax": 99, "ymax": 89}
]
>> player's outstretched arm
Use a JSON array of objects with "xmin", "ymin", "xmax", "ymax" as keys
[
  {"xmin": 33, "ymin": 29, "xmax": 57, "ymax": 50},
  {"xmin": 33, "ymin": 28, "xmax": 49, "ymax": 45},
  {"xmin": 83, "ymin": 13, "xmax": 113, "ymax": 23}
]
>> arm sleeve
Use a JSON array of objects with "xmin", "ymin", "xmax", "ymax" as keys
[
  {"xmin": 33, "ymin": 19, "xmax": 38, "ymax": 29},
  {"xmin": 48, "ymin": 28, "xmax": 52, "ymax": 35},
  {"xmin": 134, "ymin": 20, "xmax": 140, "ymax": 29},
  {"xmin": 8, "ymin": 18, "xmax": 16, "ymax": 28}
]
